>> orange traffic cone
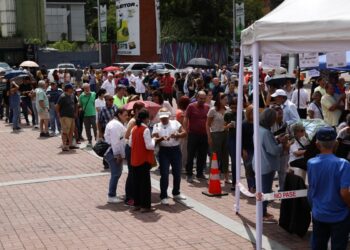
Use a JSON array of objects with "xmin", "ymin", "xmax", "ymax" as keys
[{"xmin": 202, "ymin": 153, "xmax": 228, "ymax": 197}]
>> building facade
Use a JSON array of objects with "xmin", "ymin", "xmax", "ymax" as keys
[{"xmin": 45, "ymin": 0, "xmax": 86, "ymax": 42}]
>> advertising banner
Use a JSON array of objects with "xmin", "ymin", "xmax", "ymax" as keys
[
  {"xmin": 116, "ymin": 0, "xmax": 140, "ymax": 56},
  {"xmin": 155, "ymin": 0, "xmax": 161, "ymax": 54},
  {"xmin": 100, "ymin": 4, "xmax": 107, "ymax": 43}
]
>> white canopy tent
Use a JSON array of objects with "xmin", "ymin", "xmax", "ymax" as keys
[{"xmin": 235, "ymin": 0, "xmax": 350, "ymax": 249}]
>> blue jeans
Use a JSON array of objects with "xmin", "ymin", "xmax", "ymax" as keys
[
  {"xmin": 312, "ymin": 214, "xmax": 350, "ymax": 250},
  {"xmin": 262, "ymin": 171, "xmax": 275, "ymax": 216},
  {"xmin": 159, "ymin": 146, "xmax": 182, "ymax": 199},
  {"xmin": 11, "ymin": 105, "xmax": 20, "ymax": 129},
  {"xmin": 228, "ymin": 135, "xmax": 236, "ymax": 185},
  {"xmin": 49, "ymin": 103, "xmax": 61, "ymax": 132},
  {"xmin": 105, "ymin": 149, "xmax": 123, "ymax": 197}
]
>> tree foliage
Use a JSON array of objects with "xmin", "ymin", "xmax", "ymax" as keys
[
  {"xmin": 50, "ymin": 40, "xmax": 78, "ymax": 52},
  {"xmin": 160, "ymin": 0, "xmax": 265, "ymax": 44}
]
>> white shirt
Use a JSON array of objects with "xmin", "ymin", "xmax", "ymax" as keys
[
  {"xmin": 152, "ymin": 120, "xmax": 182, "ymax": 147},
  {"xmin": 289, "ymin": 136, "xmax": 309, "ymax": 163},
  {"xmin": 95, "ymin": 98, "xmax": 105, "ymax": 110},
  {"xmin": 135, "ymin": 76, "xmax": 146, "ymax": 94},
  {"xmin": 291, "ymin": 89, "xmax": 309, "ymax": 109},
  {"xmin": 307, "ymin": 102, "xmax": 323, "ymax": 119},
  {"xmin": 127, "ymin": 74, "xmax": 136, "ymax": 86},
  {"xmin": 101, "ymin": 80, "xmax": 116, "ymax": 96},
  {"xmin": 282, "ymin": 99, "xmax": 300, "ymax": 125},
  {"xmin": 104, "ymin": 119, "xmax": 126, "ymax": 158},
  {"xmin": 129, "ymin": 123, "xmax": 155, "ymax": 150}
]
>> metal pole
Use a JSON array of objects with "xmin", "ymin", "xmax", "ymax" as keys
[
  {"xmin": 234, "ymin": 46, "xmax": 244, "ymax": 214},
  {"xmin": 97, "ymin": 0, "xmax": 102, "ymax": 64},
  {"xmin": 233, "ymin": 0, "xmax": 236, "ymax": 64},
  {"xmin": 252, "ymin": 42, "xmax": 263, "ymax": 250}
]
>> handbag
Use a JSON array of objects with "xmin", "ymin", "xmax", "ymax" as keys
[{"xmin": 93, "ymin": 140, "xmax": 110, "ymax": 157}]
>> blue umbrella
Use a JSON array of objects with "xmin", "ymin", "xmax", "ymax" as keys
[{"xmin": 4, "ymin": 70, "xmax": 29, "ymax": 80}]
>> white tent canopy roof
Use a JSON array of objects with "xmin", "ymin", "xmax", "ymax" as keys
[{"xmin": 241, "ymin": 0, "xmax": 350, "ymax": 55}]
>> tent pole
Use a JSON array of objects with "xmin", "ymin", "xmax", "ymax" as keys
[
  {"xmin": 234, "ymin": 46, "xmax": 244, "ymax": 214},
  {"xmin": 252, "ymin": 42, "xmax": 263, "ymax": 250}
]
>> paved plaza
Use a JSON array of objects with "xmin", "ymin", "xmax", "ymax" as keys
[{"xmin": 0, "ymin": 120, "xmax": 313, "ymax": 250}]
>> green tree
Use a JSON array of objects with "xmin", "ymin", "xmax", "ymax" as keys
[{"xmin": 161, "ymin": 0, "xmax": 264, "ymax": 44}]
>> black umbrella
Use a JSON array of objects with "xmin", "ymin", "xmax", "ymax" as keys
[
  {"xmin": 186, "ymin": 58, "xmax": 213, "ymax": 68},
  {"xmin": 266, "ymin": 74, "xmax": 296, "ymax": 89}
]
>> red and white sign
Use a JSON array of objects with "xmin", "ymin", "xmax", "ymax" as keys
[{"xmin": 262, "ymin": 189, "xmax": 307, "ymax": 201}]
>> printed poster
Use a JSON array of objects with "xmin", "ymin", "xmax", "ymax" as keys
[
  {"xmin": 326, "ymin": 52, "xmax": 347, "ymax": 68},
  {"xmin": 155, "ymin": 0, "xmax": 161, "ymax": 54},
  {"xmin": 116, "ymin": 0, "xmax": 140, "ymax": 55},
  {"xmin": 235, "ymin": 3, "xmax": 244, "ymax": 42},
  {"xmin": 299, "ymin": 52, "xmax": 318, "ymax": 68},
  {"xmin": 262, "ymin": 53, "xmax": 281, "ymax": 68}
]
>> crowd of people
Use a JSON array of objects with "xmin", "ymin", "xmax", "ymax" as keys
[{"xmin": 1, "ymin": 63, "xmax": 350, "ymax": 246}]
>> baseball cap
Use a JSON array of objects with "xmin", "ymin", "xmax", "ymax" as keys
[
  {"xmin": 316, "ymin": 127, "xmax": 337, "ymax": 141},
  {"xmin": 271, "ymin": 89, "xmax": 287, "ymax": 98},
  {"xmin": 64, "ymin": 83, "xmax": 73, "ymax": 90},
  {"xmin": 159, "ymin": 111, "xmax": 170, "ymax": 119}
]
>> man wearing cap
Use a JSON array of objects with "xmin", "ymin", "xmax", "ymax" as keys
[
  {"xmin": 101, "ymin": 73, "xmax": 115, "ymax": 96},
  {"xmin": 152, "ymin": 108, "xmax": 187, "ymax": 205},
  {"xmin": 307, "ymin": 127, "xmax": 350, "ymax": 250},
  {"xmin": 271, "ymin": 89, "xmax": 300, "ymax": 125},
  {"xmin": 46, "ymin": 82, "xmax": 63, "ymax": 135},
  {"xmin": 113, "ymin": 84, "xmax": 128, "ymax": 108},
  {"xmin": 56, "ymin": 84, "xmax": 77, "ymax": 151}
]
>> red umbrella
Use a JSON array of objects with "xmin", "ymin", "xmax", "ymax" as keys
[
  {"xmin": 103, "ymin": 66, "xmax": 120, "ymax": 72},
  {"xmin": 123, "ymin": 100, "xmax": 161, "ymax": 118}
]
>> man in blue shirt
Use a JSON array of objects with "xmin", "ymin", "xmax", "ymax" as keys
[{"xmin": 307, "ymin": 127, "xmax": 350, "ymax": 250}]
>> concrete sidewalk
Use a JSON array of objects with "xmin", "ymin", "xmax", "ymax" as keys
[{"xmin": 0, "ymin": 121, "xmax": 312, "ymax": 250}]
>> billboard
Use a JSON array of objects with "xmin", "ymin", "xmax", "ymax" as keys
[
  {"xmin": 100, "ymin": 4, "xmax": 107, "ymax": 42},
  {"xmin": 155, "ymin": 0, "xmax": 161, "ymax": 54},
  {"xmin": 116, "ymin": 0, "xmax": 140, "ymax": 55}
]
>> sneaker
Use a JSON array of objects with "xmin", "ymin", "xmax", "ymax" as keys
[
  {"xmin": 160, "ymin": 198, "xmax": 169, "ymax": 205},
  {"xmin": 173, "ymin": 194, "xmax": 186, "ymax": 200},
  {"xmin": 107, "ymin": 196, "xmax": 123, "ymax": 204},
  {"xmin": 187, "ymin": 176, "xmax": 194, "ymax": 183},
  {"xmin": 34, "ymin": 125, "xmax": 39, "ymax": 129}
]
